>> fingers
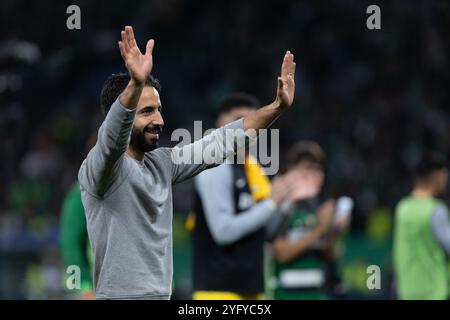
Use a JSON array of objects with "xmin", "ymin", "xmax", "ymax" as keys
[
  {"xmin": 277, "ymin": 76, "xmax": 284, "ymax": 92},
  {"xmin": 277, "ymin": 172, "xmax": 301, "ymax": 198},
  {"xmin": 272, "ymin": 170, "xmax": 317, "ymax": 203},
  {"xmin": 280, "ymin": 169, "xmax": 322, "ymax": 201},
  {"xmin": 290, "ymin": 61, "xmax": 296, "ymax": 77},
  {"xmin": 120, "ymin": 26, "xmax": 141, "ymax": 54},
  {"xmin": 126, "ymin": 26, "xmax": 138, "ymax": 49},
  {"xmin": 281, "ymin": 53, "xmax": 288, "ymax": 77},
  {"xmin": 119, "ymin": 26, "xmax": 154, "ymax": 59},
  {"xmin": 121, "ymin": 30, "xmax": 130, "ymax": 53},
  {"xmin": 287, "ymin": 51, "xmax": 295, "ymax": 76},
  {"xmin": 281, "ymin": 51, "xmax": 295, "ymax": 78},
  {"xmin": 118, "ymin": 41, "xmax": 126, "ymax": 59},
  {"xmin": 145, "ymin": 39, "xmax": 155, "ymax": 58},
  {"xmin": 284, "ymin": 169, "xmax": 302, "ymax": 186}
]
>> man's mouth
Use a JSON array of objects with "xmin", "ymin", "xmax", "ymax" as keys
[
  {"xmin": 145, "ymin": 128, "xmax": 161, "ymax": 140},
  {"xmin": 145, "ymin": 132, "xmax": 159, "ymax": 140}
]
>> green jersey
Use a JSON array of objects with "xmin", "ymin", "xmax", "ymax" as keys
[
  {"xmin": 394, "ymin": 196, "xmax": 449, "ymax": 300},
  {"xmin": 271, "ymin": 203, "xmax": 328, "ymax": 300},
  {"xmin": 60, "ymin": 182, "xmax": 93, "ymax": 293}
]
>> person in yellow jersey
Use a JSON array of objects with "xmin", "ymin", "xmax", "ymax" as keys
[{"xmin": 189, "ymin": 93, "xmax": 322, "ymax": 300}]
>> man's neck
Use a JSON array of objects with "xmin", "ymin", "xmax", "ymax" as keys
[
  {"xmin": 126, "ymin": 146, "xmax": 144, "ymax": 161},
  {"xmin": 411, "ymin": 186, "xmax": 435, "ymax": 198}
]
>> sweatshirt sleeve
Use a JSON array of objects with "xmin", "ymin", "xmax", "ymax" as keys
[
  {"xmin": 430, "ymin": 203, "xmax": 450, "ymax": 256},
  {"xmin": 194, "ymin": 164, "xmax": 277, "ymax": 245},
  {"xmin": 170, "ymin": 118, "xmax": 256, "ymax": 184},
  {"xmin": 78, "ymin": 97, "xmax": 136, "ymax": 197}
]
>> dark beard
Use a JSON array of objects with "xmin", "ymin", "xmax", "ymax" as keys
[{"xmin": 130, "ymin": 127, "xmax": 159, "ymax": 153}]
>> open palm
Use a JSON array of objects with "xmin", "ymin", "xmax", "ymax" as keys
[
  {"xmin": 276, "ymin": 51, "xmax": 296, "ymax": 109},
  {"xmin": 118, "ymin": 26, "xmax": 154, "ymax": 84}
]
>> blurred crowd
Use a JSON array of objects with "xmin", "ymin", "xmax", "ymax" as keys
[{"xmin": 0, "ymin": 0, "xmax": 449, "ymax": 298}]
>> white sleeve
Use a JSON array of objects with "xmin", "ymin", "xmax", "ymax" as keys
[
  {"xmin": 194, "ymin": 164, "xmax": 277, "ymax": 245},
  {"xmin": 430, "ymin": 203, "xmax": 450, "ymax": 256}
]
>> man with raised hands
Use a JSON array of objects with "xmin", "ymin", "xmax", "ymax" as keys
[{"xmin": 79, "ymin": 25, "xmax": 298, "ymax": 300}]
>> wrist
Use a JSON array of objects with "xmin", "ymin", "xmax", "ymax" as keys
[
  {"xmin": 270, "ymin": 194, "xmax": 285, "ymax": 205},
  {"xmin": 119, "ymin": 79, "xmax": 145, "ymax": 109},
  {"xmin": 272, "ymin": 98, "xmax": 286, "ymax": 114},
  {"xmin": 273, "ymin": 97, "xmax": 281, "ymax": 109},
  {"xmin": 130, "ymin": 77, "xmax": 146, "ymax": 88}
]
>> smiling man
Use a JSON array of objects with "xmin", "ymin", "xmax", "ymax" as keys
[{"xmin": 78, "ymin": 26, "xmax": 297, "ymax": 299}]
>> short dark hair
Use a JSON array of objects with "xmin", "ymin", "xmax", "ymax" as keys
[
  {"xmin": 287, "ymin": 140, "xmax": 326, "ymax": 169},
  {"xmin": 217, "ymin": 92, "xmax": 260, "ymax": 118},
  {"xmin": 413, "ymin": 152, "xmax": 447, "ymax": 182},
  {"xmin": 100, "ymin": 73, "xmax": 161, "ymax": 116}
]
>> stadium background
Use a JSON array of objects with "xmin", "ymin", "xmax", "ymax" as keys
[{"xmin": 0, "ymin": 0, "xmax": 449, "ymax": 299}]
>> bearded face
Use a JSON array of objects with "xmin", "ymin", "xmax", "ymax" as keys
[
  {"xmin": 130, "ymin": 123, "xmax": 162, "ymax": 152},
  {"xmin": 129, "ymin": 86, "xmax": 164, "ymax": 154}
]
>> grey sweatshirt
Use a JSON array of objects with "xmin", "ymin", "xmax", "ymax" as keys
[{"xmin": 78, "ymin": 97, "xmax": 250, "ymax": 299}]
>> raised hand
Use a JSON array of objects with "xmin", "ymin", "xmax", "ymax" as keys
[
  {"xmin": 275, "ymin": 51, "xmax": 296, "ymax": 109},
  {"xmin": 269, "ymin": 174, "xmax": 291, "ymax": 204},
  {"xmin": 118, "ymin": 26, "xmax": 154, "ymax": 85},
  {"xmin": 286, "ymin": 168, "xmax": 323, "ymax": 202},
  {"xmin": 269, "ymin": 167, "xmax": 321, "ymax": 205}
]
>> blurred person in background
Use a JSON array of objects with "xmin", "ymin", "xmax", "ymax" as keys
[
  {"xmin": 394, "ymin": 152, "xmax": 450, "ymax": 300},
  {"xmin": 78, "ymin": 26, "xmax": 298, "ymax": 299},
  {"xmin": 268, "ymin": 141, "xmax": 352, "ymax": 300},
  {"xmin": 190, "ymin": 93, "xmax": 322, "ymax": 300},
  {"xmin": 60, "ymin": 134, "xmax": 97, "ymax": 300}
]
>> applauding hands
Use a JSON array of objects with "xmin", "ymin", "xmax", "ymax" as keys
[{"xmin": 270, "ymin": 167, "xmax": 323, "ymax": 205}]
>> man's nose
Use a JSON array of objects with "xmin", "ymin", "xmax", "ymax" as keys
[{"xmin": 154, "ymin": 111, "xmax": 164, "ymax": 128}]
